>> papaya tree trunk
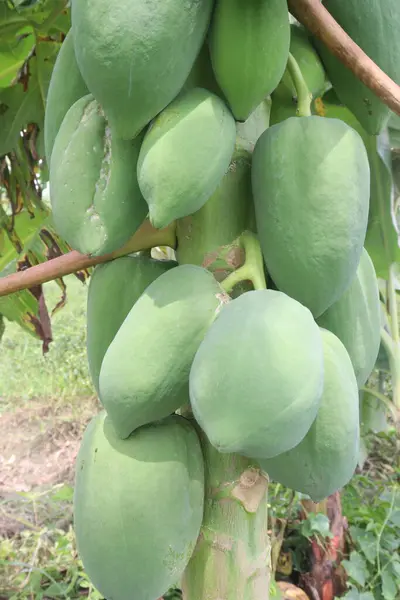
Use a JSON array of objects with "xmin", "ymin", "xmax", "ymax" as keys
[{"xmin": 182, "ymin": 434, "xmax": 270, "ymax": 600}]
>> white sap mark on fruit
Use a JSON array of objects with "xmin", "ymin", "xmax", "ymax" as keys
[{"xmin": 95, "ymin": 125, "xmax": 112, "ymax": 200}]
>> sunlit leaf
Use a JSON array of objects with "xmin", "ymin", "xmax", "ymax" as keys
[{"xmin": 0, "ymin": 26, "xmax": 34, "ymax": 88}]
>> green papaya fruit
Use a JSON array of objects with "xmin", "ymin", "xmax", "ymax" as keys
[
  {"xmin": 314, "ymin": 0, "xmax": 400, "ymax": 135},
  {"xmin": 252, "ymin": 116, "xmax": 370, "ymax": 317},
  {"xmin": 74, "ymin": 412, "xmax": 204, "ymax": 600},
  {"xmin": 44, "ymin": 30, "xmax": 88, "ymax": 164},
  {"xmin": 273, "ymin": 24, "xmax": 328, "ymax": 104},
  {"xmin": 50, "ymin": 94, "xmax": 148, "ymax": 257},
  {"xmin": 99, "ymin": 264, "xmax": 229, "ymax": 439},
  {"xmin": 137, "ymin": 88, "xmax": 236, "ymax": 229},
  {"xmin": 87, "ymin": 255, "xmax": 177, "ymax": 393},
  {"xmin": 182, "ymin": 43, "xmax": 223, "ymax": 98},
  {"xmin": 209, "ymin": 0, "xmax": 290, "ymax": 122},
  {"xmin": 236, "ymin": 100, "xmax": 271, "ymax": 148},
  {"xmin": 190, "ymin": 289, "xmax": 324, "ymax": 459},
  {"xmin": 71, "ymin": 0, "xmax": 213, "ymax": 140},
  {"xmin": 259, "ymin": 329, "xmax": 359, "ymax": 502},
  {"xmin": 176, "ymin": 138, "xmax": 255, "ymax": 269},
  {"xmin": 318, "ymin": 90, "xmax": 398, "ymax": 280},
  {"xmin": 317, "ymin": 248, "xmax": 380, "ymax": 387}
]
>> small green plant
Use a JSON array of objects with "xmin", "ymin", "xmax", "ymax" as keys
[{"xmin": 340, "ymin": 474, "xmax": 400, "ymax": 600}]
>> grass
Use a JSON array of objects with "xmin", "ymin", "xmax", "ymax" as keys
[{"xmin": 0, "ymin": 275, "xmax": 94, "ymax": 408}]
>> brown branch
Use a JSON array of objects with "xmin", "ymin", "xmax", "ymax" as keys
[
  {"xmin": 0, "ymin": 219, "xmax": 176, "ymax": 297},
  {"xmin": 288, "ymin": 0, "xmax": 400, "ymax": 116}
]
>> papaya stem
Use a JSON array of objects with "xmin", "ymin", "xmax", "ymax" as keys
[
  {"xmin": 387, "ymin": 264, "xmax": 399, "ymax": 344},
  {"xmin": 380, "ymin": 328, "xmax": 400, "ymax": 411},
  {"xmin": 182, "ymin": 434, "xmax": 270, "ymax": 600},
  {"xmin": 221, "ymin": 232, "xmax": 267, "ymax": 294},
  {"xmin": 360, "ymin": 386, "xmax": 399, "ymax": 423},
  {"xmin": 286, "ymin": 53, "xmax": 312, "ymax": 117}
]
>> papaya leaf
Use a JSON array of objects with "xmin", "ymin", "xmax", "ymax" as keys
[
  {"xmin": 10, "ymin": 0, "xmax": 68, "ymax": 30},
  {"xmin": 0, "ymin": 26, "xmax": 34, "ymax": 87},
  {"xmin": 0, "ymin": 55, "xmax": 44, "ymax": 155},
  {"xmin": 0, "ymin": 2, "xmax": 29, "ymax": 39},
  {"xmin": 35, "ymin": 36, "xmax": 60, "ymax": 100}
]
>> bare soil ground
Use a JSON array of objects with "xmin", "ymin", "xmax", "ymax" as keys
[{"xmin": 0, "ymin": 396, "xmax": 100, "ymax": 537}]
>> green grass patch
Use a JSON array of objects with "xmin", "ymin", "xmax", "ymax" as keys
[{"xmin": 0, "ymin": 276, "xmax": 94, "ymax": 408}]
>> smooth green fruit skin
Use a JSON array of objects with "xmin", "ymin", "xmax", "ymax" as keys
[
  {"xmin": 259, "ymin": 329, "xmax": 360, "ymax": 502},
  {"xmin": 176, "ymin": 138, "xmax": 256, "ymax": 268},
  {"xmin": 182, "ymin": 42, "xmax": 223, "ymax": 98},
  {"xmin": 273, "ymin": 23, "xmax": 327, "ymax": 103},
  {"xmin": 74, "ymin": 412, "xmax": 204, "ymax": 600},
  {"xmin": 209, "ymin": 0, "xmax": 290, "ymax": 121},
  {"xmin": 87, "ymin": 255, "xmax": 177, "ymax": 393},
  {"xmin": 252, "ymin": 116, "xmax": 370, "ymax": 318},
  {"xmin": 50, "ymin": 95, "xmax": 148, "ymax": 257},
  {"xmin": 138, "ymin": 88, "xmax": 236, "ymax": 229},
  {"xmin": 190, "ymin": 289, "xmax": 324, "ymax": 459},
  {"xmin": 44, "ymin": 30, "xmax": 88, "ymax": 165},
  {"xmin": 317, "ymin": 248, "xmax": 380, "ymax": 387},
  {"xmin": 71, "ymin": 0, "xmax": 213, "ymax": 140},
  {"xmin": 315, "ymin": 0, "xmax": 400, "ymax": 135},
  {"xmin": 99, "ymin": 265, "xmax": 229, "ymax": 439}
]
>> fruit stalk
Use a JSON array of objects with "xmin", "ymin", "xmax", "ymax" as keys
[
  {"xmin": 286, "ymin": 53, "xmax": 312, "ymax": 117},
  {"xmin": 220, "ymin": 231, "xmax": 267, "ymax": 293},
  {"xmin": 182, "ymin": 434, "xmax": 270, "ymax": 600}
]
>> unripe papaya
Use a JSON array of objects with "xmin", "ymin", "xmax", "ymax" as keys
[
  {"xmin": 71, "ymin": 0, "xmax": 213, "ymax": 140},
  {"xmin": 176, "ymin": 138, "xmax": 255, "ymax": 269},
  {"xmin": 259, "ymin": 329, "xmax": 360, "ymax": 502},
  {"xmin": 74, "ymin": 412, "xmax": 204, "ymax": 600},
  {"xmin": 99, "ymin": 265, "xmax": 229, "ymax": 439},
  {"xmin": 273, "ymin": 24, "xmax": 328, "ymax": 104},
  {"xmin": 182, "ymin": 43, "xmax": 222, "ymax": 98},
  {"xmin": 190, "ymin": 289, "xmax": 324, "ymax": 459},
  {"xmin": 314, "ymin": 0, "xmax": 400, "ymax": 135},
  {"xmin": 209, "ymin": 0, "xmax": 290, "ymax": 121},
  {"xmin": 252, "ymin": 116, "xmax": 370, "ymax": 317},
  {"xmin": 137, "ymin": 88, "xmax": 236, "ymax": 229},
  {"xmin": 44, "ymin": 31, "xmax": 88, "ymax": 164},
  {"xmin": 317, "ymin": 248, "xmax": 380, "ymax": 387},
  {"xmin": 87, "ymin": 255, "xmax": 177, "ymax": 393},
  {"xmin": 50, "ymin": 95, "xmax": 147, "ymax": 257}
]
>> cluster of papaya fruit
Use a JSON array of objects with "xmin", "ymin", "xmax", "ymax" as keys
[{"xmin": 44, "ymin": 0, "xmax": 400, "ymax": 598}]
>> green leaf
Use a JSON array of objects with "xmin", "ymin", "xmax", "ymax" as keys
[
  {"xmin": 300, "ymin": 513, "xmax": 333, "ymax": 539},
  {"xmin": 389, "ymin": 560, "xmax": 400, "ymax": 579},
  {"xmin": 0, "ymin": 55, "xmax": 44, "ymax": 155},
  {"xmin": 0, "ymin": 26, "xmax": 35, "ymax": 87},
  {"xmin": 381, "ymin": 571, "xmax": 397, "ymax": 600},
  {"xmin": 35, "ymin": 37, "xmax": 61, "ymax": 101},
  {"xmin": 359, "ymin": 594, "xmax": 375, "ymax": 600},
  {"xmin": 357, "ymin": 530, "xmax": 378, "ymax": 565},
  {"xmin": 342, "ymin": 551, "xmax": 369, "ymax": 587},
  {"xmin": 389, "ymin": 510, "xmax": 400, "ymax": 527}
]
